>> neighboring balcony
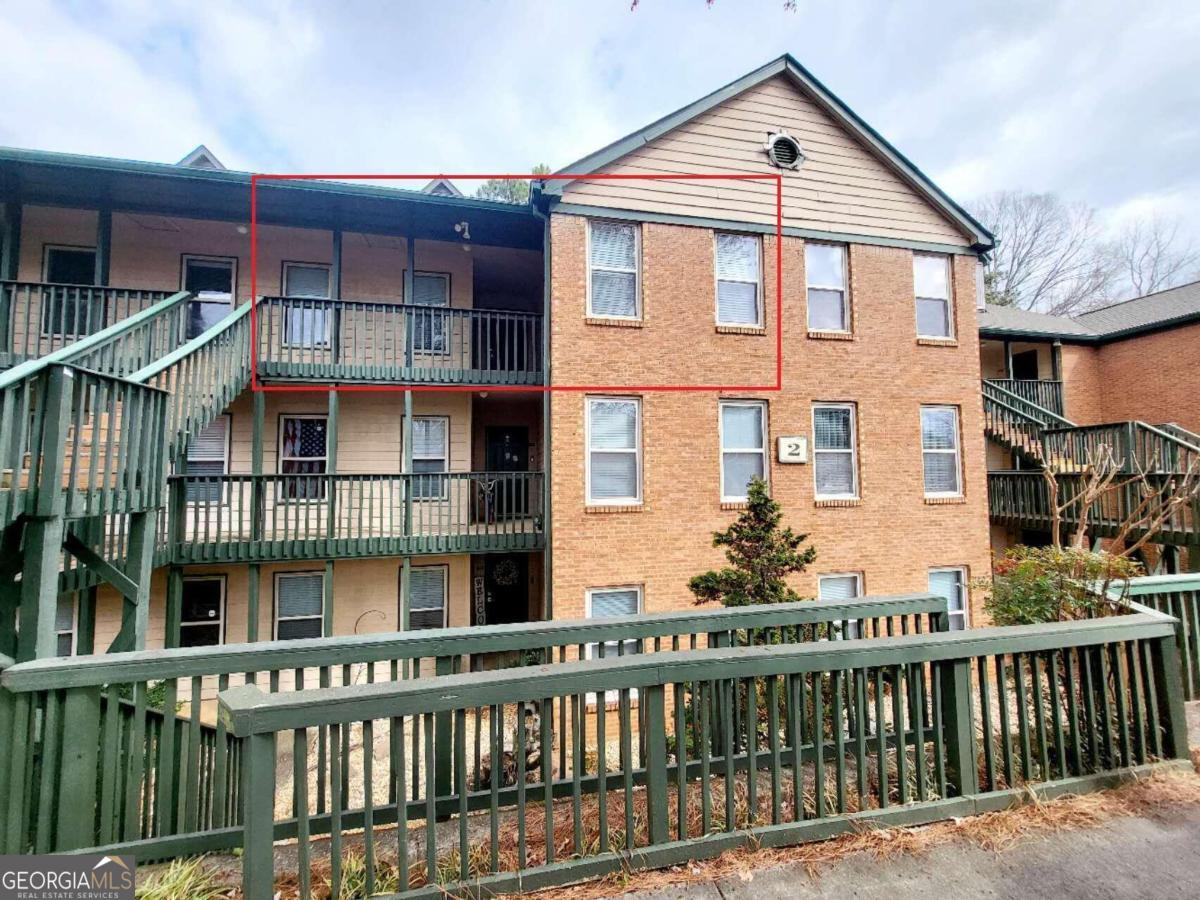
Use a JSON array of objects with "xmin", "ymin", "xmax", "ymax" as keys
[
  {"xmin": 983, "ymin": 378, "xmax": 1064, "ymax": 416},
  {"xmin": 168, "ymin": 470, "xmax": 545, "ymax": 562},
  {"xmin": 0, "ymin": 280, "xmax": 175, "ymax": 368},
  {"xmin": 255, "ymin": 297, "xmax": 544, "ymax": 386}
]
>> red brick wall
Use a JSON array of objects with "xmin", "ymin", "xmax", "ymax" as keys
[
  {"xmin": 1060, "ymin": 343, "xmax": 1105, "ymax": 424},
  {"xmin": 549, "ymin": 213, "xmax": 992, "ymax": 625},
  {"xmin": 1093, "ymin": 323, "xmax": 1200, "ymax": 432}
]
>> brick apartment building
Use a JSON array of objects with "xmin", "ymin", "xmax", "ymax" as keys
[{"xmin": 0, "ymin": 54, "xmax": 998, "ymax": 663}]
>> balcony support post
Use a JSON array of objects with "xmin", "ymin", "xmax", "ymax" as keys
[
  {"xmin": 323, "ymin": 560, "xmax": 335, "ymax": 637},
  {"xmin": 93, "ymin": 207, "xmax": 112, "ymax": 332},
  {"xmin": 404, "ymin": 240, "xmax": 415, "ymax": 369},
  {"xmin": 251, "ymin": 390, "xmax": 264, "ymax": 545},
  {"xmin": 75, "ymin": 586, "xmax": 96, "ymax": 655},
  {"xmin": 327, "ymin": 390, "xmax": 339, "ymax": 547},
  {"xmin": 0, "ymin": 199, "xmax": 20, "ymax": 280},
  {"xmin": 403, "ymin": 390, "xmax": 413, "ymax": 538},
  {"xmin": 165, "ymin": 565, "xmax": 183, "ymax": 649},
  {"xmin": 15, "ymin": 517, "xmax": 65, "ymax": 662},
  {"xmin": 246, "ymin": 564, "xmax": 260, "ymax": 645},
  {"xmin": 1003, "ymin": 340, "xmax": 1013, "ymax": 379},
  {"xmin": 330, "ymin": 227, "xmax": 342, "ymax": 365},
  {"xmin": 1051, "ymin": 340, "xmax": 1062, "ymax": 381},
  {"xmin": 400, "ymin": 556, "xmax": 411, "ymax": 632}
]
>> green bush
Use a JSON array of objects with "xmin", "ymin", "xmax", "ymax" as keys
[{"xmin": 978, "ymin": 545, "xmax": 1142, "ymax": 626}]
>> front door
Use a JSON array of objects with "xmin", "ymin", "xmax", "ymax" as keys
[
  {"xmin": 482, "ymin": 554, "xmax": 529, "ymax": 625},
  {"xmin": 484, "ymin": 426, "xmax": 529, "ymax": 519},
  {"xmin": 1011, "ymin": 349, "xmax": 1039, "ymax": 381},
  {"xmin": 183, "ymin": 256, "xmax": 236, "ymax": 339}
]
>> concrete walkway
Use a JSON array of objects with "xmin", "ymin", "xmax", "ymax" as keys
[{"xmin": 618, "ymin": 804, "xmax": 1200, "ymax": 899}]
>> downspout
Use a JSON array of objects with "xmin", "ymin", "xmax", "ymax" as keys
[{"xmin": 531, "ymin": 189, "xmax": 552, "ymax": 621}]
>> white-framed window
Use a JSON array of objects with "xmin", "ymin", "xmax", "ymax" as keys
[
  {"xmin": 279, "ymin": 415, "xmax": 328, "ymax": 501},
  {"xmin": 274, "ymin": 572, "xmax": 324, "ymax": 640},
  {"xmin": 411, "ymin": 416, "xmax": 448, "ymax": 500},
  {"xmin": 812, "ymin": 403, "xmax": 857, "ymax": 499},
  {"xmin": 818, "ymin": 572, "xmax": 862, "ymax": 639},
  {"xmin": 180, "ymin": 576, "xmax": 225, "ymax": 647},
  {"xmin": 409, "ymin": 271, "xmax": 450, "ymax": 353},
  {"xmin": 715, "ymin": 233, "xmax": 761, "ymax": 326},
  {"xmin": 41, "ymin": 244, "xmax": 97, "ymax": 337},
  {"xmin": 920, "ymin": 405, "xmax": 962, "ymax": 497},
  {"xmin": 805, "ymin": 243, "xmax": 848, "ymax": 332},
  {"xmin": 914, "ymin": 253, "xmax": 952, "ymax": 338},
  {"xmin": 719, "ymin": 400, "xmax": 767, "ymax": 501},
  {"xmin": 929, "ymin": 567, "xmax": 968, "ymax": 631},
  {"xmin": 587, "ymin": 220, "xmax": 640, "ymax": 319},
  {"xmin": 184, "ymin": 415, "xmax": 230, "ymax": 503},
  {"xmin": 408, "ymin": 565, "xmax": 448, "ymax": 631},
  {"xmin": 55, "ymin": 595, "xmax": 77, "ymax": 657},
  {"xmin": 586, "ymin": 397, "xmax": 642, "ymax": 505},
  {"xmin": 585, "ymin": 585, "xmax": 643, "ymax": 702},
  {"xmin": 283, "ymin": 261, "xmax": 332, "ymax": 347},
  {"xmin": 183, "ymin": 255, "xmax": 237, "ymax": 339}
]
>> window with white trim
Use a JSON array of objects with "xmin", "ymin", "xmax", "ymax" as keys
[
  {"xmin": 812, "ymin": 404, "xmax": 857, "ymax": 499},
  {"xmin": 411, "ymin": 416, "xmax": 448, "ymax": 500},
  {"xmin": 929, "ymin": 567, "xmax": 968, "ymax": 631},
  {"xmin": 410, "ymin": 271, "xmax": 450, "ymax": 353},
  {"xmin": 587, "ymin": 221, "xmax": 639, "ymax": 319},
  {"xmin": 183, "ymin": 255, "xmax": 236, "ymax": 339},
  {"xmin": 914, "ymin": 254, "xmax": 952, "ymax": 338},
  {"xmin": 275, "ymin": 572, "xmax": 324, "ymax": 640},
  {"xmin": 283, "ymin": 262, "xmax": 331, "ymax": 347},
  {"xmin": 720, "ymin": 400, "xmax": 767, "ymax": 501},
  {"xmin": 585, "ymin": 586, "xmax": 643, "ymax": 702},
  {"xmin": 715, "ymin": 233, "xmax": 761, "ymax": 326},
  {"xmin": 279, "ymin": 415, "xmax": 328, "ymax": 500},
  {"xmin": 408, "ymin": 565, "xmax": 448, "ymax": 630},
  {"xmin": 180, "ymin": 576, "xmax": 225, "ymax": 647},
  {"xmin": 55, "ymin": 595, "xmax": 76, "ymax": 657},
  {"xmin": 818, "ymin": 572, "xmax": 862, "ymax": 639},
  {"xmin": 806, "ymin": 243, "xmax": 848, "ymax": 332},
  {"xmin": 184, "ymin": 415, "xmax": 229, "ymax": 503},
  {"xmin": 586, "ymin": 397, "xmax": 641, "ymax": 505},
  {"xmin": 920, "ymin": 406, "xmax": 962, "ymax": 497}
]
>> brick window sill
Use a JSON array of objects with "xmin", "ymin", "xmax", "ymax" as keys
[
  {"xmin": 807, "ymin": 330, "xmax": 854, "ymax": 341},
  {"xmin": 585, "ymin": 504, "xmax": 644, "ymax": 514},
  {"xmin": 586, "ymin": 316, "xmax": 643, "ymax": 328},
  {"xmin": 720, "ymin": 502, "xmax": 750, "ymax": 511},
  {"xmin": 716, "ymin": 324, "xmax": 766, "ymax": 336},
  {"xmin": 917, "ymin": 337, "xmax": 958, "ymax": 348},
  {"xmin": 815, "ymin": 498, "xmax": 861, "ymax": 508},
  {"xmin": 924, "ymin": 495, "xmax": 967, "ymax": 505}
]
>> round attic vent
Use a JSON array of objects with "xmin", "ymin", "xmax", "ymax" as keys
[{"xmin": 765, "ymin": 131, "xmax": 804, "ymax": 170}]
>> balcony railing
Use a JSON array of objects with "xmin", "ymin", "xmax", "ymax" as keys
[
  {"xmin": 169, "ymin": 471, "xmax": 544, "ymax": 562},
  {"xmin": 255, "ymin": 297, "xmax": 543, "ymax": 385},
  {"xmin": 0, "ymin": 281, "xmax": 176, "ymax": 368},
  {"xmin": 984, "ymin": 379, "xmax": 1064, "ymax": 416}
]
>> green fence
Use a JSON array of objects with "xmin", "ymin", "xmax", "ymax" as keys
[
  {"xmin": 1116, "ymin": 575, "xmax": 1200, "ymax": 700},
  {"xmin": 222, "ymin": 607, "xmax": 1190, "ymax": 900},
  {"xmin": 0, "ymin": 593, "xmax": 943, "ymax": 860}
]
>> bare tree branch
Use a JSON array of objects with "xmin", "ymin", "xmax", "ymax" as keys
[{"xmin": 1111, "ymin": 215, "xmax": 1200, "ymax": 296}]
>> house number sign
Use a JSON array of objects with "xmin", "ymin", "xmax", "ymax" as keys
[{"xmin": 777, "ymin": 436, "xmax": 808, "ymax": 464}]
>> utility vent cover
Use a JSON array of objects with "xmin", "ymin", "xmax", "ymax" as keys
[{"xmin": 765, "ymin": 130, "xmax": 804, "ymax": 170}]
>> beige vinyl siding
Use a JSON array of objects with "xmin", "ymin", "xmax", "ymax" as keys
[{"xmin": 561, "ymin": 75, "xmax": 969, "ymax": 246}]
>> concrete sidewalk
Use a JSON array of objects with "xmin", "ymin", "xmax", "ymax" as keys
[{"xmin": 617, "ymin": 805, "xmax": 1200, "ymax": 899}]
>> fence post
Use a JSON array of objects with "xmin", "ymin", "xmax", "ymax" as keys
[
  {"xmin": 241, "ymin": 731, "xmax": 278, "ymax": 900},
  {"xmin": 1151, "ymin": 635, "xmax": 1190, "ymax": 760},
  {"xmin": 708, "ymin": 631, "xmax": 730, "ymax": 754},
  {"xmin": 435, "ymin": 655, "xmax": 453, "ymax": 801},
  {"xmin": 643, "ymin": 684, "xmax": 669, "ymax": 846},
  {"xmin": 938, "ymin": 658, "xmax": 979, "ymax": 796},
  {"xmin": 54, "ymin": 685, "xmax": 102, "ymax": 850}
]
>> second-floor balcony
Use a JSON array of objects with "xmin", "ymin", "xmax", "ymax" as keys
[
  {"xmin": 255, "ymin": 297, "xmax": 544, "ymax": 386},
  {"xmin": 169, "ymin": 470, "xmax": 544, "ymax": 562}
]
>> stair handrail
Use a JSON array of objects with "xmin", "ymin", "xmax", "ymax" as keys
[
  {"xmin": 130, "ymin": 301, "xmax": 250, "ymax": 383},
  {"xmin": 982, "ymin": 379, "xmax": 1074, "ymax": 429}
]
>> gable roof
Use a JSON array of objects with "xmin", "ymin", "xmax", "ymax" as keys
[
  {"xmin": 422, "ymin": 177, "xmax": 463, "ymax": 197},
  {"xmin": 542, "ymin": 54, "xmax": 994, "ymax": 251},
  {"xmin": 177, "ymin": 144, "xmax": 226, "ymax": 170},
  {"xmin": 978, "ymin": 280, "xmax": 1200, "ymax": 343}
]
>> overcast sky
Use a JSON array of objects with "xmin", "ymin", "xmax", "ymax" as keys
[{"xmin": 2, "ymin": 0, "xmax": 1198, "ymax": 239}]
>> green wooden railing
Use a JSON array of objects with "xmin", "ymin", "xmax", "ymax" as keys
[
  {"xmin": 0, "ymin": 281, "xmax": 176, "ymax": 369},
  {"xmin": 1043, "ymin": 421, "xmax": 1200, "ymax": 475},
  {"xmin": 255, "ymin": 297, "xmax": 544, "ymax": 385},
  {"xmin": 168, "ymin": 470, "xmax": 545, "ymax": 562},
  {"xmin": 0, "ymin": 593, "xmax": 945, "ymax": 858},
  {"xmin": 985, "ymin": 379, "xmax": 1064, "ymax": 416},
  {"xmin": 132, "ymin": 302, "xmax": 252, "ymax": 459},
  {"xmin": 1112, "ymin": 575, "xmax": 1200, "ymax": 700},
  {"xmin": 981, "ymin": 380, "xmax": 1074, "ymax": 462},
  {"xmin": 222, "ymin": 607, "xmax": 1190, "ymax": 900},
  {"xmin": 988, "ymin": 470, "xmax": 1200, "ymax": 546}
]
